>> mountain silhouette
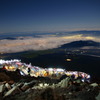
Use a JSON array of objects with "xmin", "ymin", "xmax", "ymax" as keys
[{"xmin": 60, "ymin": 40, "xmax": 100, "ymax": 48}]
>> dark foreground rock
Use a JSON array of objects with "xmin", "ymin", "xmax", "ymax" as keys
[
  {"xmin": 0, "ymin": 69, "xmax": 100, "ymax": 100},
  {"xmin": 0, "ymin": 76, "xmax": 99, "ymax": 100}
]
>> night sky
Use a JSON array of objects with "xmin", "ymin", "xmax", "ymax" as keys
[{"xmin": 0, "ymin": 0, "xmax": 100, "ymax": 33}]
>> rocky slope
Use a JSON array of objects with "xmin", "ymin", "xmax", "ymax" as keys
[{"xmin": 0, "ymin": 70, "xmax": 100, "ymax": 100}]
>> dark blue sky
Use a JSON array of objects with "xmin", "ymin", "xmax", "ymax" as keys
[{"xmin": 0, "ymin": 0, "xmax": 100, "ymax": 33}]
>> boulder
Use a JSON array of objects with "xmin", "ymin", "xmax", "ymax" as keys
[
  {"xmin": 4, "ymin": 85, "xmax": 22, "ymax": 97},
  {"xmin": 5, "ymin": 83, "xmax": 11, "ymax": 90},
  {"xmin": 21, "ymin": 84, "xmax": 30, "ymax": 91},
  {"xmin": 96, "ymin": 92, "xmax": 100, "ymax": 100},
  {"xmin": 57, "ymin": 77, "xmax": 71, "ymax": 88},
  {"xmin": 20, "ymin": 80, "xmax": 36, "ymax": 91},
  {"xmin": 0, "ymin": 84, "xmax": 5, "ymax": 93},
  {"xmin": 90, "ymin": 83, "xmax": 98, "ymax": 87}
]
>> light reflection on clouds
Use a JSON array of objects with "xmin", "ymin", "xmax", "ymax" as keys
[{"xmin": 0, "ymin": 34, "xmax": 99, "ymax": 53}]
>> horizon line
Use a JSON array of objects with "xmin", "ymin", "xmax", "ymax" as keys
[{"xmin": 0, "ymin": 29, "xmax": 100, "ymax": 34}]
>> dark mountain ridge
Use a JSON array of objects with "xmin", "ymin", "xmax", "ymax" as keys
[{"xmin": 60, "ymin": 40, "xmax": 100, "ymax": 48}]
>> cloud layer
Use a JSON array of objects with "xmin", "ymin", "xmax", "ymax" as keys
[{"xmin": 0, "ymin": 34, "xmax": 100, "ymax": 53}]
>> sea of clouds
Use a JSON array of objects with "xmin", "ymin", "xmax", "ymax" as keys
[{"xmin": 0, "ymin": 34, "xmax": 100, "ymax": 53}]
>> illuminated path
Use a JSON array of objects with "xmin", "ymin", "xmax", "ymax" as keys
[{"xmin": 0, "ymin": 59, "xmax": 90, "ymax": 81}]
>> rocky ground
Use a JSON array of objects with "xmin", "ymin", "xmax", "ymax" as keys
[{"xmin": 0, "ymin": 69, "xmax": 100, "ymax": 100}]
